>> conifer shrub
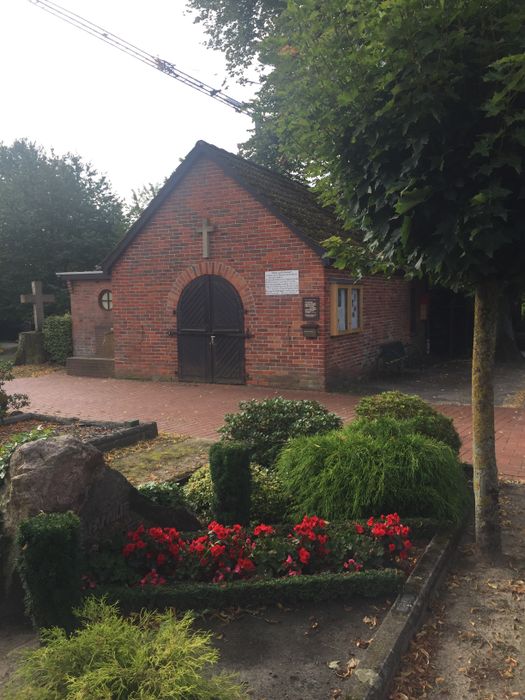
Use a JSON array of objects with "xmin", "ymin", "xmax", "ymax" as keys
[
  {"xmin": 4, "ymin": 597, "xmax": 246, "ymax": 700},
  {"xmin": 219, "ymin": 397, "xmax": 343, "ymax": 468},
  {"xmin": 277, "ymin": 418, "xmax": 470, "ymax": 523},
  {"xmin": 209, "ymin": 441, "xmax": 252, "ymax": 525},
  {"xmin": 42, "ymin": 312, "xmax": 73, "ymax": 364},
  {"xmin": 183, "ymin": 463, "xmax": 290, "ymax": 523},
  {"xmin": 356, "ymin": 391, "xmax": 461, "ymax": 454},
  {"xmin": 17, "ymin": 511, "xmax": 81, "ymax": 630}
]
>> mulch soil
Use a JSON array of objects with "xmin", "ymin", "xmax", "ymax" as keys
[{"xmin": 199, "ymin": 597, "xmax": 394, "ymax": 700}]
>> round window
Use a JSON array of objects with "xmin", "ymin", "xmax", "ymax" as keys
[{"xmin": 99, "ymin": 289, "xmax": 113, "ymax": 311}]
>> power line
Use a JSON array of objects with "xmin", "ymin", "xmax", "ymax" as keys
[{"xmin": 28, "ymin": 0, "xmax": 252, "ymax": 115}]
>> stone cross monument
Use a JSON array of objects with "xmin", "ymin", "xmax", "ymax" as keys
[{"xmin": 20, "ymin": 281, "xmax": 55, "ymax": 331}]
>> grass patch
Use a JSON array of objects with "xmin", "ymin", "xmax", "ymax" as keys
[{"xmin": 106, "ymin": 435, "xmax": 212, "ymax": 485}]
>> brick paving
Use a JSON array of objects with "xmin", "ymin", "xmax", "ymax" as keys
[{"xmin": 7, "ymin": 373, "xmax": 525, "ymax": 481}]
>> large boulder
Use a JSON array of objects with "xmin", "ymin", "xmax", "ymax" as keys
[{"xmin": 0, "ymin": 436, "xmax": 201, "ymax": 619}]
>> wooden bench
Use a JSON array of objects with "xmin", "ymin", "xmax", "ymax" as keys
[{"xmin": 377, "ymin": 341, "xmax": 407, "ymax": 373}]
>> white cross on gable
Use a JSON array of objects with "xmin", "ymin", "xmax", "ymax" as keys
[{"xmin": 196, "ymin": 218, "xmax": 216, "ymax": 258}]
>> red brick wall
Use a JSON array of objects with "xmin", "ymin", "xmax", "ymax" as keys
[
  {"xmin": 323, "ymin": 269, "xmax": 411, "ymax": 388},
  {"xmin": 68, "ymin": 156, "xmax": 413, "ymax": 389},
  {"xmin": 69, "ymin": 280, "xmax": 113, "ymax": 357},
  {"xmin": 111, "ymin": 156, "xmax": 327, "ymax": 390}
]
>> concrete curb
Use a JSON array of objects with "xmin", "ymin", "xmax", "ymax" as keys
[
  {"xmin": 345, "ymin": 523, "xmax": 463, "ymax": 700},
  {"xmin": 0, "ymin": 412, "xmax": 158, "ymax": 453}
]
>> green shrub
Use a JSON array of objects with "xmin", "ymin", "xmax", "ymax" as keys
[
  {"xmin": 277, "ymin": 417, "xmax": 470, "ymax": 523},
  {"xmin": 17, "ymin": 511, "xmax": 81, "ymax": 629},
  {"xmin": 356, "ymin": 391, "xmax": 461, "ymax": 454},
  {"xmin": 209, "ymin": 441, "xmax": 252, "ymax": 525},
  {"xmin": 219, "ymin": 397, "xmax": 343, "ymax": 468},
  {"xmin": 137, "ymin": 480, "xmax": 186, "ymax": 509},
  {"xmin": 43, "ymin": 313, "xmax": 73, "ymax": 364},
  {"xmin": 4, "ymin": 597, "xmax": 246, "ymax": 700},
  {"xmin": 0, "ymin": 361, "xmax": 29, "ymax": 419},
  {"xmin": 183, "ymin": 463, "xmax": 290, "ymax": 523}
]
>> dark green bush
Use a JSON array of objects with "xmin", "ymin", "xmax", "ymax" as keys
[
  {"xmin": 4, "ymin": 597, "xmax": 246, "ymax": 700},
  {"xmin": 219, "ymin": 397, "xmax": 343, "ymax": 468},
  {"xmin": 17, "ymin": 511, "xmax": 81, "ymax": 629},
  {"xmin": 277, "ymin": 417, "xmax": 470, "ymax": 523},
  {"xmin": 209, "ymin": 442, "xmax": 252, "ymax": 525},
  {"xmin": 356, "ymin": 391, "xmax": 461, "ymax": 454},
  {"xmin": 0, "ymin": 360, "xmax": 29, "ymax": 419},
  {"xmin": 43, "ymin": 312, "xmax": 73, "ymax": 364},
  {"xmin": 183, "ymin": 463, "xmax": 290, "ymax": 523},
  {"xmin": 137, "ymin": 480, "xmax": 186, "ymax": 509}
]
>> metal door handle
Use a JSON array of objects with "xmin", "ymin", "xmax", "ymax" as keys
[{"xmin": 210, "ymin": 335, "xmax": 215, "ymax": 345}]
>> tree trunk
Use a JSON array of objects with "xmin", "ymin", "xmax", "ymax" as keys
[{"xmin": 472, "ymin": 279, "xmax": 501, "ymax": 556}]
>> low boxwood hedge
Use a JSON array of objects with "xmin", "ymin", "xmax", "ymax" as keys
[{"xmin": 94, "ymin": 569, "xmax": 405, "ymax": 613}]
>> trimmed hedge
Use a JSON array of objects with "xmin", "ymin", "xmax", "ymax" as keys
[
  {"xmin": 210, "ymin": 441, "xmax": 252, "ymax": 525},
  {"xmin": 17, "ymin": 511, "xmax": 81, "ymax": 629},
  {"xmin": 355, "ymin": 391, "xmax": 461, "ymax": 454},
  {"xmin": 42, "ymin": 313, "xmax": 73, "ymax": 364},
  {"xmin": 94, "ymin": 569, "xmax": 404, "ymax": 613}
]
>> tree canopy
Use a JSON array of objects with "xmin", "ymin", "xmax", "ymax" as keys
[
  {"xmin": 0, "ymin": 140, "xmax": 126, "ymax": 331},
  {"xmin": 186, "ymin": 0, "xmax": 284, "ymax": 80},
  {"xmin": 190, "ymin": 0, "xmax": 525, "ymax": 554},
  {"xmin": 262, "ymin": 0, "xmax": 525, "ymax": 292}
]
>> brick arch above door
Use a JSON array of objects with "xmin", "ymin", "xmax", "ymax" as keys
[{"xmin": 165, "ymin": 261, "xmax": 255, "ymax": 322}]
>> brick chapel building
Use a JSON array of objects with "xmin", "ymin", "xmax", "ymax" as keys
[{"xmin": 58, "ymin": 141, "xmax": 414, "ymax": 391}]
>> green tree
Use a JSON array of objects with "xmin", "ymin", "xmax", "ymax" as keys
[
  {"xmin": 190, "ymin": 0, "xmax": 525, "ymax": 556},
  {"xmin": 126, "ymin": 180, "xmax": 165, "ymax": 223},
  {"xmin": 186, "ymin": 0, "xmax": 285, "ymax": 80},
  {"xmin": 0, "ymin": 140, "xmax": 126, "ymax": 330}
]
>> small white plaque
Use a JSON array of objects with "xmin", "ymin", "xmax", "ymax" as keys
[{"xmin": 265, "ymin": 270, "xmax": 299, "ymax": 296}]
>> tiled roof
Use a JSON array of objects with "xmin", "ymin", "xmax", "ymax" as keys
[
  {"xmin": 96, "ymin": 140, "xmax": 347, "ymax": 274},
  {"xmin": 199, "ymin": 141, "xmax": 345, "ymax": 246}
]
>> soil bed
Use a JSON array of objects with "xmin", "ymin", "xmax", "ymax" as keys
[
  {"xmin": 0, "ymin": 419, "xmax": 118, "ymax": 443},
  {"xmin": 200, "ymin": 597, "xmax": 393, "ymax": 700}
]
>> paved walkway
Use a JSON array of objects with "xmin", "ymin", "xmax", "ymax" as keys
[{"xmin": 7, "ymin": 373, "xmax": 525, "ymax": 481}]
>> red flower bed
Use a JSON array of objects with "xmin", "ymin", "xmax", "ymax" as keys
[{"xmin": 121, "ymin": 514, "xmax": 412, "ymax": 587}]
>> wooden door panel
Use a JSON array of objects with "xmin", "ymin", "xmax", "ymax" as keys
[{"xmin": 177, "ymin": 274, "xmax": 245, "ymax": 384}]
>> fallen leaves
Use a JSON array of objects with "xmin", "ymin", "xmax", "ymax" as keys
[
  {"xmin": 355, "ymin": 637, "xmax": 372, "ymax": 649},
  {"xmin": 327, "ymin": 657, "xmax": 359, "ymax": 678},
  {"xmin": 363, "ymin": 615, "xmax": 378, "ymax": 628}
]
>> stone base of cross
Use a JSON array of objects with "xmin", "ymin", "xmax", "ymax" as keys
[{"xmin": 20, "ymin": 281, "xmax": 55, "ymax": 331}]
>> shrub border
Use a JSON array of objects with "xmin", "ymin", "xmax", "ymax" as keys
[
  {"xmin": 93, "ymin": 569, "xmax": 405, "ymax": 613},
  {"xmin": 0, "ymin": 412, "xmax": 158, "ymax": 452},
  {"xmin": 345, "ymin": 521, "xmax": 464, "ymax": 700}
]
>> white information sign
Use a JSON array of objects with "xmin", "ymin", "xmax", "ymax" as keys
[{"xmin": 265, "ymin": 270, "xmax": 300, "ymax": 296}]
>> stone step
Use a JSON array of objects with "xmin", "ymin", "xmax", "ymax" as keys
[{"xmin": 66, "ymin": 357, "xmax": 114, "ymax": 378}]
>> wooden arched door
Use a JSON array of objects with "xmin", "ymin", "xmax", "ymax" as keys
[{"xmin": 177, "ymin": 275, "xmax": 245, "ymax": 384}]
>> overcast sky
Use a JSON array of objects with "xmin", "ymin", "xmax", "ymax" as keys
[{"xmin": 0, "ymin": 0, "xmax": 256, "ymax": 199}]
